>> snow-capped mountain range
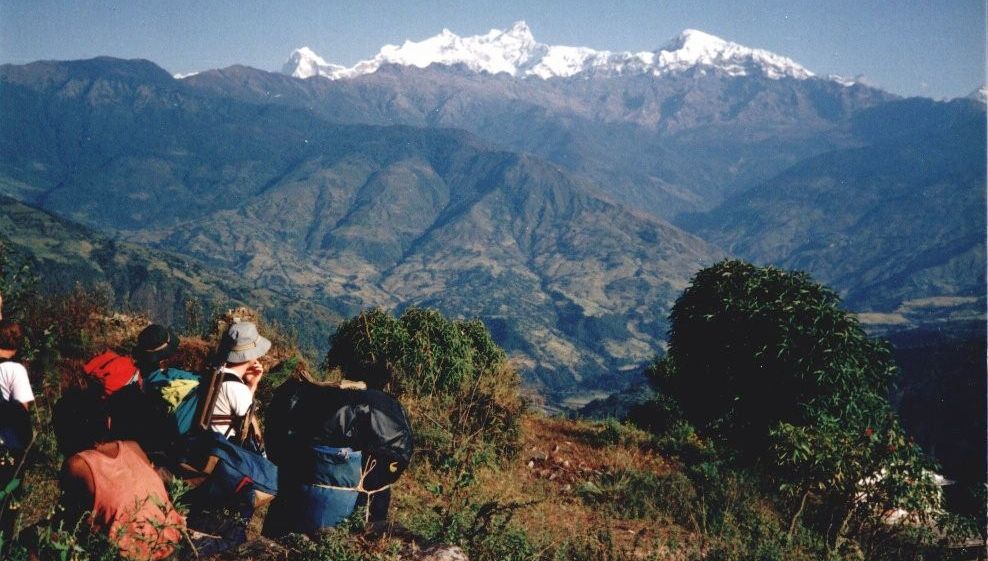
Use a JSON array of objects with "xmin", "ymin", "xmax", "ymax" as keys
[{"xmin": 282, "ymin": 21, "xmax": 817, "ymax": 82}]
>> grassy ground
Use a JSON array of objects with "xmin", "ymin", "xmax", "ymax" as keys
[
  {"xmin": 4, "ymin": 302, "xmax": 703, "ymax": 560},
  {"xmin": 389, "ymin": 414, "xmax": 693, "ymax": 560}
]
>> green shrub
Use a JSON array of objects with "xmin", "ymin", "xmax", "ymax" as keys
[
  {"xmin": 279, "ymin": 514, "xmax": 387, "ymax": 561},
  {"xmin": 405, "ymin": 498, "xmax": 535, "ymax": 561},
  {"xmin": 551, "ymin": 528, "xmax": 622, "ymax": 561},
  {"xmin": 580, "ymin": 418, "xmax": 651, "ymax": 448},
  {"xmin": 627, "ymin": 392, "xmax": 683, "ymax": 436},
  {"xmin": 576, "ymin": 469, "xmax": 696, "ymax": 522},
  {"xmin": 643, "ymin": 260, "xmax": 946, "ymax": 555},
  {"xmin": 473, "ymin": 524, "xmax": 536, "ymax": 561},
  {"xmin": 653, "ymin": 260, "xmax": 897, "ymax": 453},
  {"xmin": 5, "ymin": 513, "xmax": 181, "ymax": 561},
  {"xmin": 0, "ymin": 239, "xmax": 40, "ymax": 323},
  {"xmin": 324, "ymin": 307, "xmax": 524, "ymax": 466},
  {"xmin": 281, "ymin": 531, "xmax": 360, "ymax": 561}
]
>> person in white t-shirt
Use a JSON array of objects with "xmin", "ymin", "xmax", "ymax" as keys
[
  {"xmin": 182, "ymin": 320, "xmax": 272, "ymax": 553},
  {"xmin": 0, "ymin": 319, "xmax": 33, "ymax": 537},
  {"xmin": 0, "ymin": 320, "xmax": 33, "ymax": 410},
  {"xmin": 208, "ymin": 320, "xmax": 270, "ymax": 441}
]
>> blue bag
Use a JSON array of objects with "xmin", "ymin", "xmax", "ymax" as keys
[
  {"xmin": 180, "ymin": 430, "xmax": 278, "ymax": 507},
  {"xmin": 0, "ymin": 398, "xmax": 31, "ymax": 454}
]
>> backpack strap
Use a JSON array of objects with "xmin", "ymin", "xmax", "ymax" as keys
[
  {"xmin": 195, "ymin": 368, "xmax": 246, "ymax": 432},
  {"xmin": 218, "ymin": 400, "xmax": 250, "ymax": 441},
  {"xmin": 226, "ymin": 402, "xmax": 265, "ymax": 455},
  {"xmin": 214, "ymin": 374, "xmax": 260, "ymax": 451}
]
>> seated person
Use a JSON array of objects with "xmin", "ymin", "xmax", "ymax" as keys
[
  {"xmin": 132, "ymin": 324, "xmax": 180, "ymax": 380},
  {"xmin": 53, "ymin": 388, "xmax": 185, "ymax": 561},
  {"xmin": 206, "ymin": 320, "xmax": 269, "ymax": 445},
  {"xmin": 131, "ymin": 324, "xmax": 188, "ymax": 457},
  {"xmin": 175, "ymin": 320, "xmax": 275, "ymax": 554},
  {"xmin": 0, "ymin": 321, "xmax": 33, "ymax": 413},
  {"xmin": 262, "ymin": 359, "xmax": 413, "ymax": 538},
  {"xmin": 0, "ymin": 320, "xmax": 33, "ymax": 539}
]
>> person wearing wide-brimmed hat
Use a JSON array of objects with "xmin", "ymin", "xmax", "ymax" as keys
[
  {"xmin": 179, "ymin": 320, "xmax": 274, "ymax": 555},
  {"xmin": 207, "ymin": 320, "xmax": 271, "ymax": 440}
]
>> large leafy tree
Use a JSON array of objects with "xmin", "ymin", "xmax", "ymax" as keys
[
  {"xmin": 647, "ymin": 260, "xmax": 941, "ymax": 553},
  {"xmin": 653, "ymin": 259, "xmax": 896, "ymax": 450}
]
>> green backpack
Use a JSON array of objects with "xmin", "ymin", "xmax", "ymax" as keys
[{"xmin": 144, "ymin": 367, "xmax": 201, "ymax": 435}]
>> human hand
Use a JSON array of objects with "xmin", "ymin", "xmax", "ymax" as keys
[{"xmin": 243, "ymin": 359, "xmax": 265, "ymax": 391}]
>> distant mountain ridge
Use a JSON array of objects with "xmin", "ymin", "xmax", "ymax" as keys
[
  {"xmin": 280, "ymin": 22, "xmax": 818, "ymax": 83},
  {"xmin": 177, "ymin": 42, "xmax": 981, "ymax": 327},
  {"xmin": 0, "ymin": 46, "xmax": 982, "ymax": 401},
  {"xmin": 0, "ymin": 57, "xmax": 723, "ymax": 398},
  {"xmin": 185, "ymin": 56, "xmax": 893, "ymax": 220},
  {"xmin": 679, "ymin": 97, "xmax": 986, "ymax": 321}
]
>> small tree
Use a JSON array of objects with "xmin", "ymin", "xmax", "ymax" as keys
[
  {"xmin": 647, "ymin": 260, "xmax": 941, "ymax": 553},
  {"xmin": 324, "ymin": 307, "xmax": 523, "ymax": 466},
  {"xmin": 324, "ymin": 308, "xmax": 526, "ymax": 548},
  {"xmin": 0, "ymin": 239, "xmax": 40, "ymax": 323}
]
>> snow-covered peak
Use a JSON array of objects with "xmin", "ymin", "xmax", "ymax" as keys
[
  {"xmin": 655, "ymin": 29, "xmax": 813, "ymax": 79},
  {"xmin": 498, "ymin": 20, "xmax": 537, "ymax": 45},
  {"xmin": 827, "ymin": 74, "xmax": 858, "ymax": 87},
  {"xmin": 283, "ymin": 22, "xmax": 816, "ymax": 82},
  {"xmin": 967, "ymin": 85, "xmax": 988, "ymax": 104},
  {"xmin": 372, "ymin": 21, "xmax": 541, "ymax": 76},
  {"xmin": 283, "ymin": 46, "xmax": 344, "ymax": 79},
  {"xmin": 662, "ymin": 29, "xmax": 730, "ymax": 52}
]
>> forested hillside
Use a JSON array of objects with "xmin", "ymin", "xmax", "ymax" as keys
[{"xmin": 0, "ymin": 58, "xmax": 725, "ymax": 398}]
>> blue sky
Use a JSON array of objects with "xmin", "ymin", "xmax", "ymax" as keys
[{"xmin": 1, "ymin": 1, "xmax": 984, "ymax": 99}]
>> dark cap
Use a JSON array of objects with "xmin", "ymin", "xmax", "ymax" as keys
[{"xmin": 134, "ymin": 324, "xmax": 179, "ymax": 365}]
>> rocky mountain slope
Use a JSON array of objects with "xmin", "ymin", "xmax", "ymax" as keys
[
  {"xmin": 680, "ymin": 97, "xmax": 986, "ymax": 322},
  {"xmin": 0, "ymin": 195, "xmax": 343, "ymax": 351},
  {"xmin": 0, "ymin": 57, "xmax": 722, "ymax": 398},
  {"xmin": 181, "ymin": 25, "xmax": 894, "ymax": 220},
  {"xmin": 177, "ymin": 39, "xmax": 982, "ymax": 328}
]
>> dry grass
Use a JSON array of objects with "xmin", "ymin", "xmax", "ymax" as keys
[{"xmin": 390, "ymin": 414, "xmax": 694, "ymax": 560}]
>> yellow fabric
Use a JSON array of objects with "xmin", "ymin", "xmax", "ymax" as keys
[{"xmin": 160, "ymin": 380, "xmax": 199, "ymax": 412}]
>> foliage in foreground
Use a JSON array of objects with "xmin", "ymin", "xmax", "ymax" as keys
[
  {"xmin": 636, "ymin": 259, "xmax": 972, "ymax": 557},
  {"xmin": 0, "ymin": 248, "xmax": 978, "ymax": 561}
]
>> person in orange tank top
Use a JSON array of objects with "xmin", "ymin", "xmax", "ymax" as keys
[{"xmin": 54, "ymin": 387, "xmax": 185, "ymax": 560}]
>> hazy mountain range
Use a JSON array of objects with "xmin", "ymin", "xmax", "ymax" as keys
[{"xmin": 0, "ymin": 23, "xmax": 983, "ymax": 403}]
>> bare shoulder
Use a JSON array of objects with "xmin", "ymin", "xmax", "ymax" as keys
[
  {"xmin": 122, "ymin": 440, "xmax": 151, "ymax": 464},
  {"xmin": 63, "ymin": 453, "xmax": 95, "ymax": 494},
  {"xmin": 64, "ymin": 453, "xmax": 89, "ymax": 478}
]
